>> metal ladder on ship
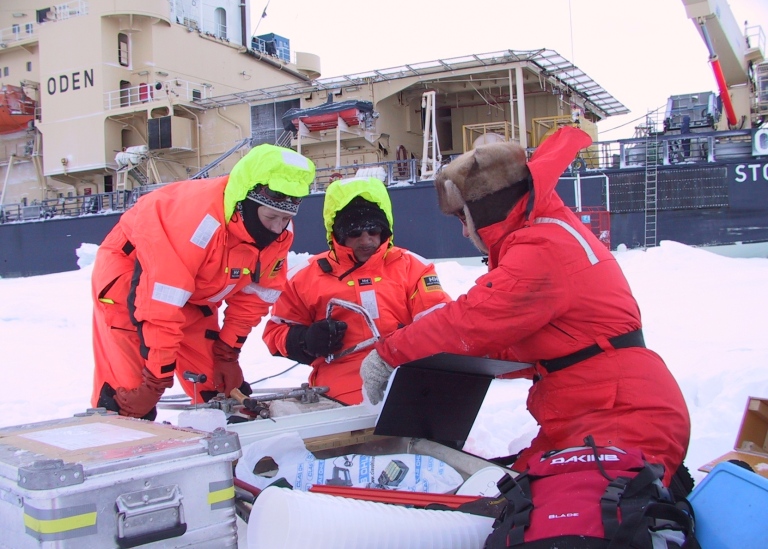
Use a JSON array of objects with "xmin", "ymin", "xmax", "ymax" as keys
[
  {"xmin": 643, "ymin": 112, "xmax": 660, "ymax": 249},
  {"xmin": 275, "ymin": 131, "xmax": 293, "ymax": 148},
  {"xmin": 116, "ymin": 157, "xmax": 161, "ymax": 206}
]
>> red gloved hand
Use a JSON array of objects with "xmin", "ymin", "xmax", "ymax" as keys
[
  {"xmin": 115, "ymin": 367, "xmax": 174, "ymax": 418},
  {"xmin": 212, "ymin": 338, "xmax": 245, "ymax": 397}
]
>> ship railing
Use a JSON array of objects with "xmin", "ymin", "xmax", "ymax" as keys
[
  {"xmin": 0, "ymin": 192, "xmax": 129, "ymax": 224},
  {"xmin": 0, "ymin": 130, "xmax": 759, "ymax": 225},
  {"xmin": 311, "ymin": 159, "xmax": 422, "ymax": 193},
  {"xmin": 0, "ymin": 2, "xmax": 88, "ymax": 47},
  {"xmin": 51, "ymin": 1, "xmax": 89, "ymax": 21},
  {"xmin": 0, "ymin": 22, "xmax": 38, "ymax": 46},
  {"xmin": 129, "ymin": 183, "xmax": 171, "ymax": 204},
  {"xmin": 104, "ymin": 79, "xmax": 212, "ymax": 110},
  {"xmin": 745, "ymin": 25, "xmax": 766, "ymax": 59},
  {"xmin": 251, "ymin": 37, "xmax": 292, "ymax": 64},
  {"xmin": 568, "ymin": 129, "xmax": 755, "ymax": 170},
  {"xmin": 200, "ymin": 18, "xmax": 229, "ymax": 42},
  {"xmin": 758, "ymin": 63, "xmax": 768, "ymax": 116}
]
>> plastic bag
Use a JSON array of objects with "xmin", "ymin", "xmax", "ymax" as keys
[{"xmin": 235, "ymin": 432, "xmax": 464, "ymax": 493}]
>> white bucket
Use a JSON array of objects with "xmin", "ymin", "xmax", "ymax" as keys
[
  {"xmin": 177, "ymin": 408, "xmax": 227, "ymax": 432},
  {"xmin": 456, "ymin": 466, "xmax": 507, "ymax": 497},
  {"xmin": 247, "ymin": 486, "xmax": 495, "ymax": 549}
]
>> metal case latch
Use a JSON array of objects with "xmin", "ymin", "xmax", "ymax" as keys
[
  {"xmin": 116, "ymin": 485, "xmax": 186, "ymax": 548},
  {"xmin": 206, "ymin": 427, "xmax": 241, "ymax": 456},
  {"xmin": 18, "ymin": 459, "xmax": 85, "ymax": 490}
]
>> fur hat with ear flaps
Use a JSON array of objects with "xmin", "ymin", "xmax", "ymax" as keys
[{"xmin": 434, "ymin": 141, "xmax": 531, "ymax": 230}]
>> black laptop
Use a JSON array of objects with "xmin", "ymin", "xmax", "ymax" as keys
[{"xmin": 373, "ymin": 353, "xmax": 531, "ymax": 448}]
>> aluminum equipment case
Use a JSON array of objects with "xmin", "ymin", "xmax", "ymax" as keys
[{"xmin": 0, "ymin": 411, "xmax": 241, "ymax": 548}]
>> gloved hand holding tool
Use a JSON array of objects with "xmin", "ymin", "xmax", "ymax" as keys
[
  {"xmin": 305, "ymin": 319, "xmax": 348, "ymax": 357},
  {"xmin": 286, "ymin": 319, "xmax": 348, "ymax": 363}
]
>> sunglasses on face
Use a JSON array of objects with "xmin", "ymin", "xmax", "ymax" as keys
[
  {"xmin": 347, "ymin": 226, "xmax": 383, "ymax": 238},
  {"xmin": 454, "ymin": 210, "xmax": 467, "ymax": 225},
  {"xmin": 258, "ymin": 186, "xmax": 303, "ymax": 205}
]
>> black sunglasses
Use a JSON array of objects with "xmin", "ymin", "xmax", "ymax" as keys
[
  {"xmin": 259, "ymin": 186, "xmax": 303, "ymax": 205},
  {"xmin": 347, "ymin": 226, "xmax": 383, "ymax": 238}
]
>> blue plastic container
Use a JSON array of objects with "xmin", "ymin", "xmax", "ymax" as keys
[{"xmin": 688, "ymin": 461, "xmax": 768, "ymax": 549}]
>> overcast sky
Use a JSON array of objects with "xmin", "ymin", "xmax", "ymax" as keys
[{"xmin": 250, "ymin": 0, "xmax": 768, "ymax": 139}]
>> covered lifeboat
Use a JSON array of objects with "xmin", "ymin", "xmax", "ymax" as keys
[
  {"xmin": 281, "ymin": 98, "xmax": 375, "ymax": 132},
  {"xmin": 0, "ymin": 84, "xmax": 36, "ymax": 134}
]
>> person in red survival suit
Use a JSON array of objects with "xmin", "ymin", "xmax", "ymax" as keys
[
  {"xmin": 360, "ymin": 127, "xmax": 691, "ymax": 486},
  {"xmin": 263, "ymin": 176, "xmax": 451, "ymax": 404},
  {"xmin": 91, "ymin": 144, "xmax": 315, "ymax": 420}
]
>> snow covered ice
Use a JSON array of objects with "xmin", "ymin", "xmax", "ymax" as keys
[{"xmin": 1, "ymin": 240, "xmax": 767, "ymax": 484}]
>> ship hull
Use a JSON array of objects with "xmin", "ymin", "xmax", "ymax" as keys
[
  {"xmin": 0, "ymin": 214, "xmax": 120, "ymax": 278},
  {"xmin": 2, "ymin": 160, "xmax": 767, "ymax": 278}
]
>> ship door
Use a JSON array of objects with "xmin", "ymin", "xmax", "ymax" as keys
[{"xmin": 119, "ymin": 80, "xmax": 132, "ymax": 108}]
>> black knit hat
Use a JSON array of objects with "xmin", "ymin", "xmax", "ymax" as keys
[{"xmin": 332, "ymin": 196, "xmax": 391, "ymax": 244}]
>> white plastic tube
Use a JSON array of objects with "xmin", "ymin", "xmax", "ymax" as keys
[{"xmin": 247, "ymin": 486, "xmax": 495, "ymax": 549}]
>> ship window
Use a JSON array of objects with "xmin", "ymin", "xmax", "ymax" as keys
[
  {"xmin": 27, "ymin": 62, "xmax": 32, "ymax": 72},
  {"xmin": 3, "ymin": 67, "xmax": 8, "ymax": 77},
  {"xmin": 118, "ymin": 33, "xmax": 130, "ymax": 67},
  {"xmin": 250, "ymin": 99, "xmax": 300, "ymax": 146},
  {"xmin": 214, "ymin": 8, "xmax": 227, "ymax": 40},
  {"xmin": 26, "ymin": 23, "xmax": 34, "ymax": 34},
  {"xmin": 37, "ymin": 8, "xmax": 52, "ymax": 23},
  {"xmin": 12, "ymin": 24, "xmax": 20, "ymax": 35}
]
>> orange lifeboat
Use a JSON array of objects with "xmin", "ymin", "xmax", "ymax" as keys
[
  {"xmin": 281, "ymin": 99, "xmax": 375, "ymax": 133},
  {"xmin": 0, "ymin": 85, "xmax": 36, "ymax": 134}
]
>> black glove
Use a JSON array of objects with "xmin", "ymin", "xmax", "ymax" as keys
[
  {"xmin": 305, "ymin": 319, "xmax": 347, "ymax": 357},
  {"xmin": 285, "ymin": 320, "xmax": 348, "ymax": 363}
]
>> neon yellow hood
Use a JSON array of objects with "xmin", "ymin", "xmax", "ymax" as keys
[
  {"xmin": 224, "ymin": 144, "xmax": 315, "ymax": 221},
  {"xmin": 322, "ymin": 176, "xmax": 394, "ymax": 248}
]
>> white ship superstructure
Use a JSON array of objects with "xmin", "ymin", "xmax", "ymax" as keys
[{"xmin": 0, "ymin": 0, "xmax": 320, "ymax": 210}]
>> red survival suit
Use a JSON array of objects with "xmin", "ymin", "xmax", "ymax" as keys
[
  {"xmin": 374, "ymin": 127, "xmax": 691, "ymax": 484},
  {"xmin": 91, "ymin": 177, "xmax": 291, "ymax": 404},
  {"xmin": 263, "ymin": 240, "xmax": 451, "ymax": 404}
]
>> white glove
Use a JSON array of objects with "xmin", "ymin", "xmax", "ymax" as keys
[{"xmin": 360, "ymin": 350, "xmax": 394, "ymax": 405}]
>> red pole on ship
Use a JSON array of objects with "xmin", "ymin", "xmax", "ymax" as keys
[
  {"xmin": 697, "ymin": 19, "xmax": 739, "ymax": 128},
  {"xmin": 709, "ymin": 57, "xmax": 738, "ymax": 127}
]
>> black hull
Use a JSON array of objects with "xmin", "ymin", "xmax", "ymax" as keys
[
  {"xmin": 555, "ymin": 160, "xmax": 768, "ymax": 250},
  {"xmin": 0, "ymin": 214, "xmax": 120, "ymax": 278},
  {"xmin": 2, "ymin": 161, "xmax": 767, "ymax": 278}
]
